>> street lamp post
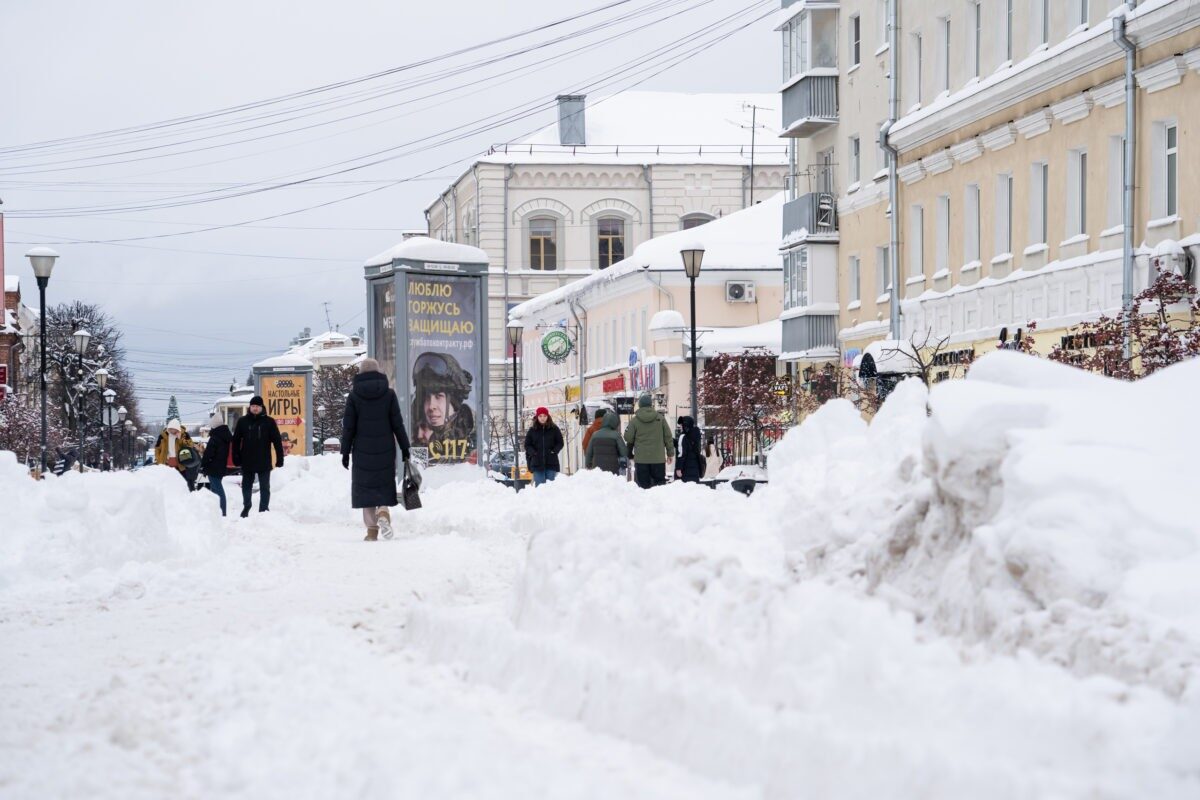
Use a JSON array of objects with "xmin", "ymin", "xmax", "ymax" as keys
[
  {"xmin": 506, "ymin": 320, "xmax": 523, "ymax": 492},
  {"xmin": 680, "ymin": 245, "xmax": 705, "ymax": 421},
  {"xmin": 117, "ymin": 406, "xmax": 128, "ymax": 468},
  {"xmin": 316, "ymin": 404, "xmax": 327, "ymax": 450},
  {"xmin": 102, "ymin": 388, "xmax": 116, "ymax": 469},
  {"xmin": 72, "ymin": 329, "xmax": 91, "ymax": 463},
  {"xmin": 93, "ymin": 369, "xmax": 109, "ymax": 467},
  {"xmin": 26, "ymin": 247, "xmax": 59, "ymax": 477},
  {"xmin": 123, "ymin": 420, "xmax": 133, "ymax": 470}
]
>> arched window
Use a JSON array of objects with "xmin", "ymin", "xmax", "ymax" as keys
[
  {"xmin": 529, "ymin": 216, "xmax": 558, "ymax": 270},
  {"xmin": 680, "ymin": 213, "xmax": 715, "ymax": 230},
  {"xmin": 597, "ymin": 216, "xmax": 625, "ymax": 269}
]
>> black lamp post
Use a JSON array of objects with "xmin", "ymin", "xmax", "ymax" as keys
[
  {"xmin": 680, "ymin": 245, "xmax": 706, "ymax": 420},
  {"xmin": 118, "ymin": 406, "xmax": 128, "ymax": 468},
  {"xmin": 72, "ymin": 329, "xmax": 91, "ymax": 462},
  {"xmin": 102, "ymin": 388, "xmax": 116, "ymax": 468},
  {"xmin": 316, "ymin": 404, "xmax": 326, "ymax": 450},
  {"xmin": 506, "ymin": 320, "xmax": 523, "ymax": 491},
  {"xmin": 123, "ymin": 420, "xmax": 133, "ymax": 470},
  {"xmin": 26, "ymin": 247, "xmax": 59, "ymax": 477}
]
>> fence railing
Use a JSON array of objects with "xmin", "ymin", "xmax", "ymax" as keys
[{"xmin": 703, "ymin": 425, "xmax": 789, "ymax": 470}]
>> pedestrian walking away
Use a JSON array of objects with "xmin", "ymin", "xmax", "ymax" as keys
[
  {"xmin": 342, "ymin": 358, "xmax": 412, "ymax": 541},
  {"xmin": 232, "ymin": 396, "xmax": 284, "ymax": 517},
  {"xmin": 703, "ymin": 437, "xmax": 722, "ymax": 481},
  {"xmin": 585, "ymin": 409, "xmax": 627, "ymax": 475},
  {"xmin": 524, "ymin": 406, "xmax": 564, "ymax": 486},
  {"xmin": 155, "ymin": 419, "xmax": 201, "ymax": 491},
  {"xmin": 581, "ymin": 408, "xmax": 606, "ymax": 455},
  {"xmin": 623, "ymin": 393, "xmax": 674, "ymax": 489},
  {"xmin": 675, "ymin": 415, "xmax": 704, "ymax": 483},
  {"xmin": 200, "ymin": 414, "xmax": 233, "ymax": 516}
]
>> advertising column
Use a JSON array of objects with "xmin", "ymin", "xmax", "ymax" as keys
[
  {"xmin": 406, "ymin": 274, "xmax": 480, "ymax": 464},
  {"xmin": 252, "ymin": 357, "xmax": 315, "ymax": 457}
]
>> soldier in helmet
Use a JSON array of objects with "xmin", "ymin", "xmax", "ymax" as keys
[{"xmin": 410, "ymin": 351, "xmax": 476, "ymax": 460}]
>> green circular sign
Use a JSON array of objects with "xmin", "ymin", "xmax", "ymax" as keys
[{"xmin": 540, "ymin": 330, "xmax": 574, "ymax": 363}]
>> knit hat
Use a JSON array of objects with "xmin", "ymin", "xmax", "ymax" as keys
[
  {"xmin": 249, "ymin": 395, "xmax": 264, "ymax": 407},
  {"xmin": 637, "ymin": 393, "xmax": 652, "ymax": 408},
  {"xmin": 358, "ymin": 357, "xmax": 380, "ymax": 374},
  {"xmin": 209, "ymin": 414, "xmax": 223, "ymax": 429},
  {"xmin": 535, "ymin": 406, "xmax": 549, "ymax": 417},
  {"xmin": 166, "ymin": 418, "xmax": 181, "ymax": 431}
]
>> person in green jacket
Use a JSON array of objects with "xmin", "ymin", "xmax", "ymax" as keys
[
  {"xmin": 623, "ymin": 393, "xmax": 674, "ymax": 488},
  {"xmin": 585, "ymin": 409, "xmax": 628, "ymax": 475}
]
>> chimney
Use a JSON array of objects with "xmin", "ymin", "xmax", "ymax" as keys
[{"xmin": 556, "ymin": 95, "xmax": 586, "ymax": 146}]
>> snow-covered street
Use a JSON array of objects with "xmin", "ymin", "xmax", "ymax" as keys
[{"xmin": 3, "ymin": 353, "xmax": 1200, "ymax": 799}]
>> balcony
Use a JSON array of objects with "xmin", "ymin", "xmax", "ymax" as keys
[
  {"xmin": 781, "ymin": 74, "xmax": 838, "ymax": 137},
  {"xmin": 781, "ymin": 314, "xmax": 838, "ymax": 355},
  {"xmin": 783, "ymin": 191, "xmax": 838, "ymax": 240}
]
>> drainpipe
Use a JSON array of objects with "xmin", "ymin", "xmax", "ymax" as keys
[
  {"xmin": 1114, "ymin": 10, "xmax": 1137, "ymax": 362},
  {"xmin": 879, "ymin": 0, "xmax": 902, "ymax": 340},
  {"xmin": 440, "ymin": 194, "xmax": 451, "ymax": 241},
  {"xmin": 423, "ymin": 208, "xmax": 431, "ymax": 235},
  {"xmin": 643, "ymin": 269, "xmax": 675, "ymax": 311},
  {"xmin": 451, "ymin": 186, "xmax": 459, "ymax": 243},
  {"xmin": 472, "ymin": 164, "xmax": 481, "ymax": 247},
  {"xmin": 502, "ymin": 165, "xmax": 513, "ymax": 429},
  {"xmin": 641, "ymin": 165, "xmax": 655, "ymax": 239}
]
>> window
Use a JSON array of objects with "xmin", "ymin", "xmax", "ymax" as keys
[
  {"xmin": 597, "ymin": 217, "xmax": 625, "ymax": 269},
  {"xmin": 1076, "ymin": 0, "xmax": 1089, "ymax": 27},
  {"xmin": 972, "ymin": 2, "xmax": 982, "ymax": 77},
  {"xmin": 1107, "ymin": 136, "xmax": 1125, "ymax": 229},
  {"xmin": 1165, "ymin": 124, "xmax": 1178, "ymax": 217},
  {"xmin": 849, "ymin": 135, "xmax": 861, "ymax": 184},
  {"xmin": 965, "ymin": 184, "xmax": 981, "ymax": 263},
  {"xmin": 681, "ymin": 213, "xmax": 714, "ymax": 230},
  {"xmin": 1039, "ymin": 0, "xmax": 1049, "ymax": 46},
  {"xmin": 849, "ymin": 255, "xmax": 861, "ymax": 302},
  {"xmin": 876, "ymin": 119, "xmax": 888, "ymax": 174},
  {"xmin": 1030, "ymin": 162, "xmax": 1049, "ymax": 245},
  {"xmin": 995, "ymin": 173, "xmax": 1013, "ymax": 254},
  {"xmin": 1005, "ymin": 0, "xmax": 1014, "ymax": 62},
  {"xmin": 909, "ymin": 204, "xmax": 924, "ymax": 277},
  {"xmin": 876, "ymin": 245, "xmax": 891, "ymax": 294},
  {"xmin": 936, "ymin": 195, "xmax": 950, "ymax": 274},
  {"xmin": 878, "ymin": 0, "xmax": 888, "ymax": 49},
  {"xmin": 1068, "ymin": 150, "xmax": 1088, "ymax": 236},
  {"xmin": 850, "ymin": 14, "xmax": 861, "ymax": 66},
  {"xmin": 784, "ymin": 248, "xmax": 809, "ymax": 309},
  {"xmin": 529, "ymin": 217, "xmax": 557, "ymax": 270},
  {"xmin": 937, "ymin": 17, "xmax": 950, "ymax": 94}
]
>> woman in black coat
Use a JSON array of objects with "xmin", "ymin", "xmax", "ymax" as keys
[
  {"xmin": 523, "ymin": 406, "xmax": 563, "ymax": 486},
  {"xmin": 675, "ymin": 415, "xmax": 704, "ymax": 483},
  {"xmin": 341, "ymin": 358, "xmax": 412, "ymax": 541},
  {"xmin": 200, "ymin": 414, "xmax": 233, "ymax": 516}
]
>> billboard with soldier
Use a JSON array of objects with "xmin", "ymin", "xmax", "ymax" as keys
[{"xmin": 406, "ymin": 274, "xmax": 479, "ymax": 463}]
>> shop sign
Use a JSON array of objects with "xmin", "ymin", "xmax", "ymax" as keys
[
  {"xmin": 540, "ymin": 329, "xmax": 574, "ymax": 363},
  {"xmin": 931, "ymin": 348, "xmax": 974, "ymax": 367},
  {"xmin": 630, "ymin": 362, "xmax": 659, "ymax": 392},
  {"xmin": 602, "ymin": 374, "xmax": 626, "ymax": 393},
  {"xmin": 772, "ymin": 377, "xmax": 791, "ymax": 397},
  {"xmin": 613, "ymin": 395, "xmax": 635, "ymax": 415}
]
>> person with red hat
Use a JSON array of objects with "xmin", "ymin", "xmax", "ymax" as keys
[{"xmin": 523, "ymin": 406, "xmax": 563, "ymax": 487}]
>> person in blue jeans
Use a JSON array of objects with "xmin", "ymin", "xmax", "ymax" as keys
[
  {"xmin": 523, "ymin": 406, "xmax": 563, "ymax": 487},
  {"xmin": 200, "ymin": 414, "xmax": 234, "ymax": 516}
]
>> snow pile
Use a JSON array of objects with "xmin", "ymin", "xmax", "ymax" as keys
[
  {"xmin": 0, "ymin": 454, "xmax": 229, "ymax": 596},
  {"xmin": 407, "ymin": 353, "xmax": 1200, "ymax": 796}
]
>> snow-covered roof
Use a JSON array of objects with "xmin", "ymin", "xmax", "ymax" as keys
[
  {"xmin": 253, "ymin": 354, "xmax": 314, "ymax": 370},
  {"xmin": 697, "ymin": 319, "xmax": 782, "ymax": 357},
  {"xmin": 648, "ymin": 309, "xmax": 685, "ymax": 332},
  {"xmin": 510, "ymin": 193, "xmax": 784, "ymax": 320},
  {"xmin": 477, "ymin": 92, "xmax": 788, "ymax": 167},
  {"xmin": 364, "ymin": 236, "xmax": 488, "ymax": 268},
  {"xmin": 4, "ymin": 276, "xmax": 18, "ymax": 293}
]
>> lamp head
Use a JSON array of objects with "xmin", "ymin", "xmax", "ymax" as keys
[
  {"xmin": 25, "ymin": 247, "xmax": 59, "ymax": 280},
  {"xmin": 679, "ymin": 243, "xmax": 705, "ymax": 279},
  {"xmin": 103, "ymin": 388, "xmax": 116, "ymax": 404},
  {"xmin": 73, "ymin": 329, "xmax": 92, "ymax": 355},
  {"xmin": 118, "ymin": 405, "xmax": 128, "ymax": 423},
  {"xmin": 506, "ymin": 319, "xmax": 524, "ymax": 347},
  {"xmin": 94, "ymin": 367, "xmax": 108, "ymax": 389}
]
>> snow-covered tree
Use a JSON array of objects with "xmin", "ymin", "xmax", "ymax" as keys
[
  {"xmin": 166, "ymin": 395, "xmax": 180, "ymax": 422},
  {"xmin": 1047, "ymin": 272, "xmax": 1200, "ymax": 379},
  {"xmin": 0, "ymin": 394, "xmax": 67, "ymax": 469},
  {"xmin": 313, "ymin": 365, "xmax": 354, "ymax": 446},
  {"xmin": 698, "ymin": 348, "xmax": 786, "ymax": 448}
]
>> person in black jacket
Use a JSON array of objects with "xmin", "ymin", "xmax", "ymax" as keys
[
  {"xmin": 674, "ymin": 415, "xmax": 704, "ymax": 483},
  {"xmin": 201, "ymin": 414, "xmax": 233, "ymax": 516},
  {"xmin": 524, "ymin": 406, "xmax": 564, "ymax": 487},
  {"xmin": 232, "ymin": 395, "xmax": 284, "ymax": 518},
  {"xmin": 341, "ymin": 358, "xmax": 412, "ymax": 541}
]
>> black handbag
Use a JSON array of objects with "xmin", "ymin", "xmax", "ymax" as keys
[{"xmin": 402, "ymin": 461, "xmax": 422, "ymax": 511}]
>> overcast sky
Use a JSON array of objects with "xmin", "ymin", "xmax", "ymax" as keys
[{"xmin": 1, "ymin": 0, "xmax": 778, "ymax": 422}]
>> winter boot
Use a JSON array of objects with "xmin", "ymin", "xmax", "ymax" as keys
[
  {"xmin": 364, "ymin": 527, "xmax": 379, "ymax": 542},
  {"xmin": 240, "ymin": 506, "xmax": 250, "ymax": 519},
  {"xmin": 377, "ymin": 508, "xmax": 393, "ymax": 540}
]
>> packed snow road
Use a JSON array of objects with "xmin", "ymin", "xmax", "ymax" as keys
[{"xmin": 2, "ymin": 353, "xmax": 1199, "ymax": 799}]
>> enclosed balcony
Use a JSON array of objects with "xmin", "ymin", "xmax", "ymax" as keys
[
  {"xmin": 781, "ymin": 74, "xmax": 838, "ymax": 136},
  {"xmin": 778, "ymin": 2, "xmax": 838, "ymax": 137},
  {"xmin": 783, "ymin": 191, "xmax": 838, "ymax": 240}
]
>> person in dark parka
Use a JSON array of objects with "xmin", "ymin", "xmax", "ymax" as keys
[
  {"xmin": 342, "ymin": 357, "xmax": 412, "ymax": 541},
  {"xmin": 524, "ymin": 406, "xmax": 564, "ymax": 486},
  {"xmin": 201, "ymin": 414, "xmax": 234, "ymax": 516},
  {"xmin": 585, "ymin": 410, "xmax": 627, "ymax": 475},
  {"xmin": 232, "ymin": 397, "xmax": 285, "ymax": 517},
  {"xmin": 674, "ymin": 415, "xmax": 703, "ymax": 483}
]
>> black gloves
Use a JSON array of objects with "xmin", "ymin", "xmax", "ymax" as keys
[{"xmin": 342, "ymin": 453, "xmax": 350, "ymax": 470}]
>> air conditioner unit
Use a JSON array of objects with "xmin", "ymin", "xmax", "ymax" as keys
[{"xmin": 725, "ymin": 280, "xmax": 756, "ymax": 303}]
